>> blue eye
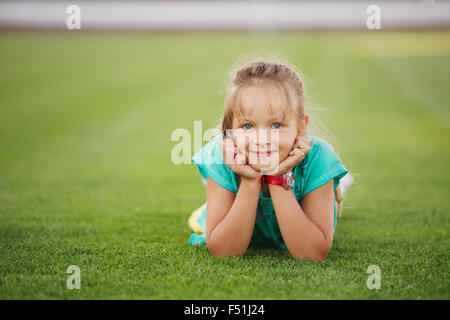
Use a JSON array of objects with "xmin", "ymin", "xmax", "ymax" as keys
[
  {"xmin": 242, "ymin": 124, "xmax": 253, "ymax": 130},
  {"xmin": 272, "ymin": 122, "xmax": 282, "ymax": 129}
]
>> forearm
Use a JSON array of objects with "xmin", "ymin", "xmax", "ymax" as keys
[
  {"xmin": 268, "ymin": 185, "xmax": 330, "ymax": 261},
  {"xmin": 207, "ymin": 179, "xmax": 260, "ymax": 257}
]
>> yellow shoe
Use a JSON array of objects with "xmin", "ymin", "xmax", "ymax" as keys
[{"xmin": 188, "ymin": 203, "xmax": 206, "ymax": 234}]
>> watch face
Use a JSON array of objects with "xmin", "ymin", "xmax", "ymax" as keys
[{"xmin": 283, "ymin": 171, "xmax": 294, "ymax": 189}]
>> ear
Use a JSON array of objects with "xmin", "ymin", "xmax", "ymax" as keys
[
  {"xmin": 304, "ymin": 114, "xmax": 309, "ymax": 133},
  {"xmin": 298, "ymin": 114, "xmax": 309, "ymax": 135}
]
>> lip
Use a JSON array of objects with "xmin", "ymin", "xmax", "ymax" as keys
[{"xmin": 250, "ymin": 150, "xmax": 277, "ymax": 157}]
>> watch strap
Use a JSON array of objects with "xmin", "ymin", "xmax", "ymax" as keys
[{"xmin": 261, "ymin": 175, "xmax": 285, "ymax": 186}]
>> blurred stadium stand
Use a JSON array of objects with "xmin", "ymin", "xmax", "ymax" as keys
[{"xmin": 0, "ymin": 0, "xmax": 448, "ymax": 31}]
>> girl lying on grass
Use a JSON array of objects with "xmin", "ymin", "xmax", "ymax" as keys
[{"xmin": 188, "ymin": 56, "xmax": 353, "ymax": 261}]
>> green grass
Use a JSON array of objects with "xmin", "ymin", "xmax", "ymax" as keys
[{"xmin": 0, "ymin": 31, "xmax": 449, "ymax": 299}]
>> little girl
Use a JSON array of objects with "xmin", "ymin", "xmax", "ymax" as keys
[{"xmin": 188, "ymin": 59, "xmax": 353, "ymax": 261}]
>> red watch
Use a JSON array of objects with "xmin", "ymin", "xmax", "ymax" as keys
[{"xmin": 261, "ymin": 170, "xmax": 295, "ymax": 190}]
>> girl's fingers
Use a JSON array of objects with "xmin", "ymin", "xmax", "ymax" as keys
[
  {"xmin": 300, "ymin": 141, "xmax": 312, "ymax": 154},
  {"xmin": 291, "ymin": 138, "xmax": 301, "ymax": 151},
  {"xmin": 235, "ymin": 153, "xmax": 246, "ymax": 165},
  {"xmin": 220, "ymin": 139, "xmax": 236, "ymax": 164},
  {"xmin": 290, "ymin": 147, "xmax": 304, "ymax": 161},
  {"xmin": 234, "ymin": 141, "xmax": 246, "ymax": 156},
  {"xmin": 283, "ymin": 146, "xmax": 307, "ymax": 171},
  {"xmin": 290, "ymin": 139, "xmax": 309, "ymax": 155},
  {"xmin": 278, "ymin": 153, "xmax": 299, "ymax": 173},
  {"xmin": 221, "ymin": 138, "xmax": 248, "ymax": 166},
  {"xmin": 293, "ymin": 136, "xmax": 311, "ymax": 149},
  {"xmin": 292, "ymin": 139, "xmax": 311, "ymax": 155}
]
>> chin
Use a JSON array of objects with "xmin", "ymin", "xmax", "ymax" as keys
[{"xmin": 249, "ymin": 162, "xmax": 279, "ymax": 173}]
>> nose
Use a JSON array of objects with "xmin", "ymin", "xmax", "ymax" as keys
[{"xmin": 255, "ymin": 129, "xmax": 271, "ymax": 149}]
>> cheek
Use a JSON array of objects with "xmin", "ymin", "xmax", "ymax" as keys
[
  {"xmin": 235, "ymin": 141, "xmax": 252, "ymax": 163},
  {"xmin": 277, "ymin": 135, "xmax": 295, "ymax": 153},
  {"xmin": 233, "ymin": 130, "xmax": 252, "ymax": 151}
]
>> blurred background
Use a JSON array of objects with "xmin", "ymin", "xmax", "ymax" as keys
[
  {"xmin": 0, "ymin": 0, "xmax": 448, "ymax": 30},
  {"xmin": 0, "ymin": 0, "xmax": 449, "ymax": 299}
]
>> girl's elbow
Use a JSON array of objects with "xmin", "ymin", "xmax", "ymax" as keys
[
  {"xmin": 209, "ymin": 248, "xmax": 246, "ymax": 259},
  {"xmin": 316, "ymin": 246, "xmax": 332, "ymax": 262},
  {"xmin": 313, "ymin": 252, "xmax": 329, "ymax": 262},
  {"xmin": 207, "ymin": 244, "xmax": 228, "ymax": 258},
  {"xmin": 206, "ymin": 238, "xmax": 221, "ymax": 257},
  {"xmin": 290, "ymin": 252, "xmax": 328, "ymax": 262},
  {"xmin": 206, "ymin": 239, "xmax": 246, "ymax": 258},
  {"xmin": 205, "ymin": 234, "xmax": 222, "ymax": 257},
  {"xmin": 290, "ymin": 245, "xmax": 331, "ymax": 262}
]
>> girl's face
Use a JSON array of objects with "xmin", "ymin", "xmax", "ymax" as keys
[{"xmin": 231, "ymin": 84, "xmax": 305, "ymax": 173}]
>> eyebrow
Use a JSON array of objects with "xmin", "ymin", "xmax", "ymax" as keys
[{"xmin": 238, "ymin": 115, "xmax": 286, "ymax": 123}]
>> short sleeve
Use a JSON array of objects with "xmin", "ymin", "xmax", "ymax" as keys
[
  {"xmin": 191, "ymin": 134, "xmax": 239, "ymax": 193},
  {"xmin": 301, "ymin": 137, "xmax": 349, "ymax": 197}
]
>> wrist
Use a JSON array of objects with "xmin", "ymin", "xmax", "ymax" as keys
[
  {"xmin": 267, "ymin": 183, "xmax": 291, "ymax": 192},
  {"xmin": 240, "ymin": 176, "xmax": 261, "ymax": 189},
  {"xmin": 261, "ymin": 170, "xmax": 295, "ymax": 190}
]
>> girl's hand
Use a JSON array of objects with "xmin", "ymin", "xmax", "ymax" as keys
[
  {"xmin": 219, "ymin": 138, "xmax": 262, "ymax": 183},
  {"xmin": 263, "ymin": 135, "xmax": 312, "ymax": 176}
]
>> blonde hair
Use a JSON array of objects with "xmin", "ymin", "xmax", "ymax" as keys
[
  {"xmin": 221, "ymin": 61, "xmax": 304, "ymax": 135},
  {"xmin": 211, "ymin": 51, "xmax": 356, "ymax": 212},
  {"xmin": 215, "ymin": 51, "xmax": 328, "ymax": 142},
  {"xmin": 213, "ymin": 49, "xmax": 338, "ymax": 150}
]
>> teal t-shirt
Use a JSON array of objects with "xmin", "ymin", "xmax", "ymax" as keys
[{"xmin": 189, "ymin": 134, "xmax": 348, "ymax": 250}]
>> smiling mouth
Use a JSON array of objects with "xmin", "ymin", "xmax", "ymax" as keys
[{"xmin": 250, "ymin": 151, "xmax": 277, "ymax": 157}]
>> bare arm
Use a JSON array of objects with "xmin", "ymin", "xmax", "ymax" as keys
[
  {"xmin": 205, "ymin": 176, "xmax": 261, "ymax": 257},
  {"xmin": 268, "ymin": 179, "xmax": 335, "ymax": 261}
]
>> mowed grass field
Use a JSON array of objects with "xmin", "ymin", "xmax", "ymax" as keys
[{"xmin": 0, "ymin": 31, "xmax": 449, "ymax": 299}]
